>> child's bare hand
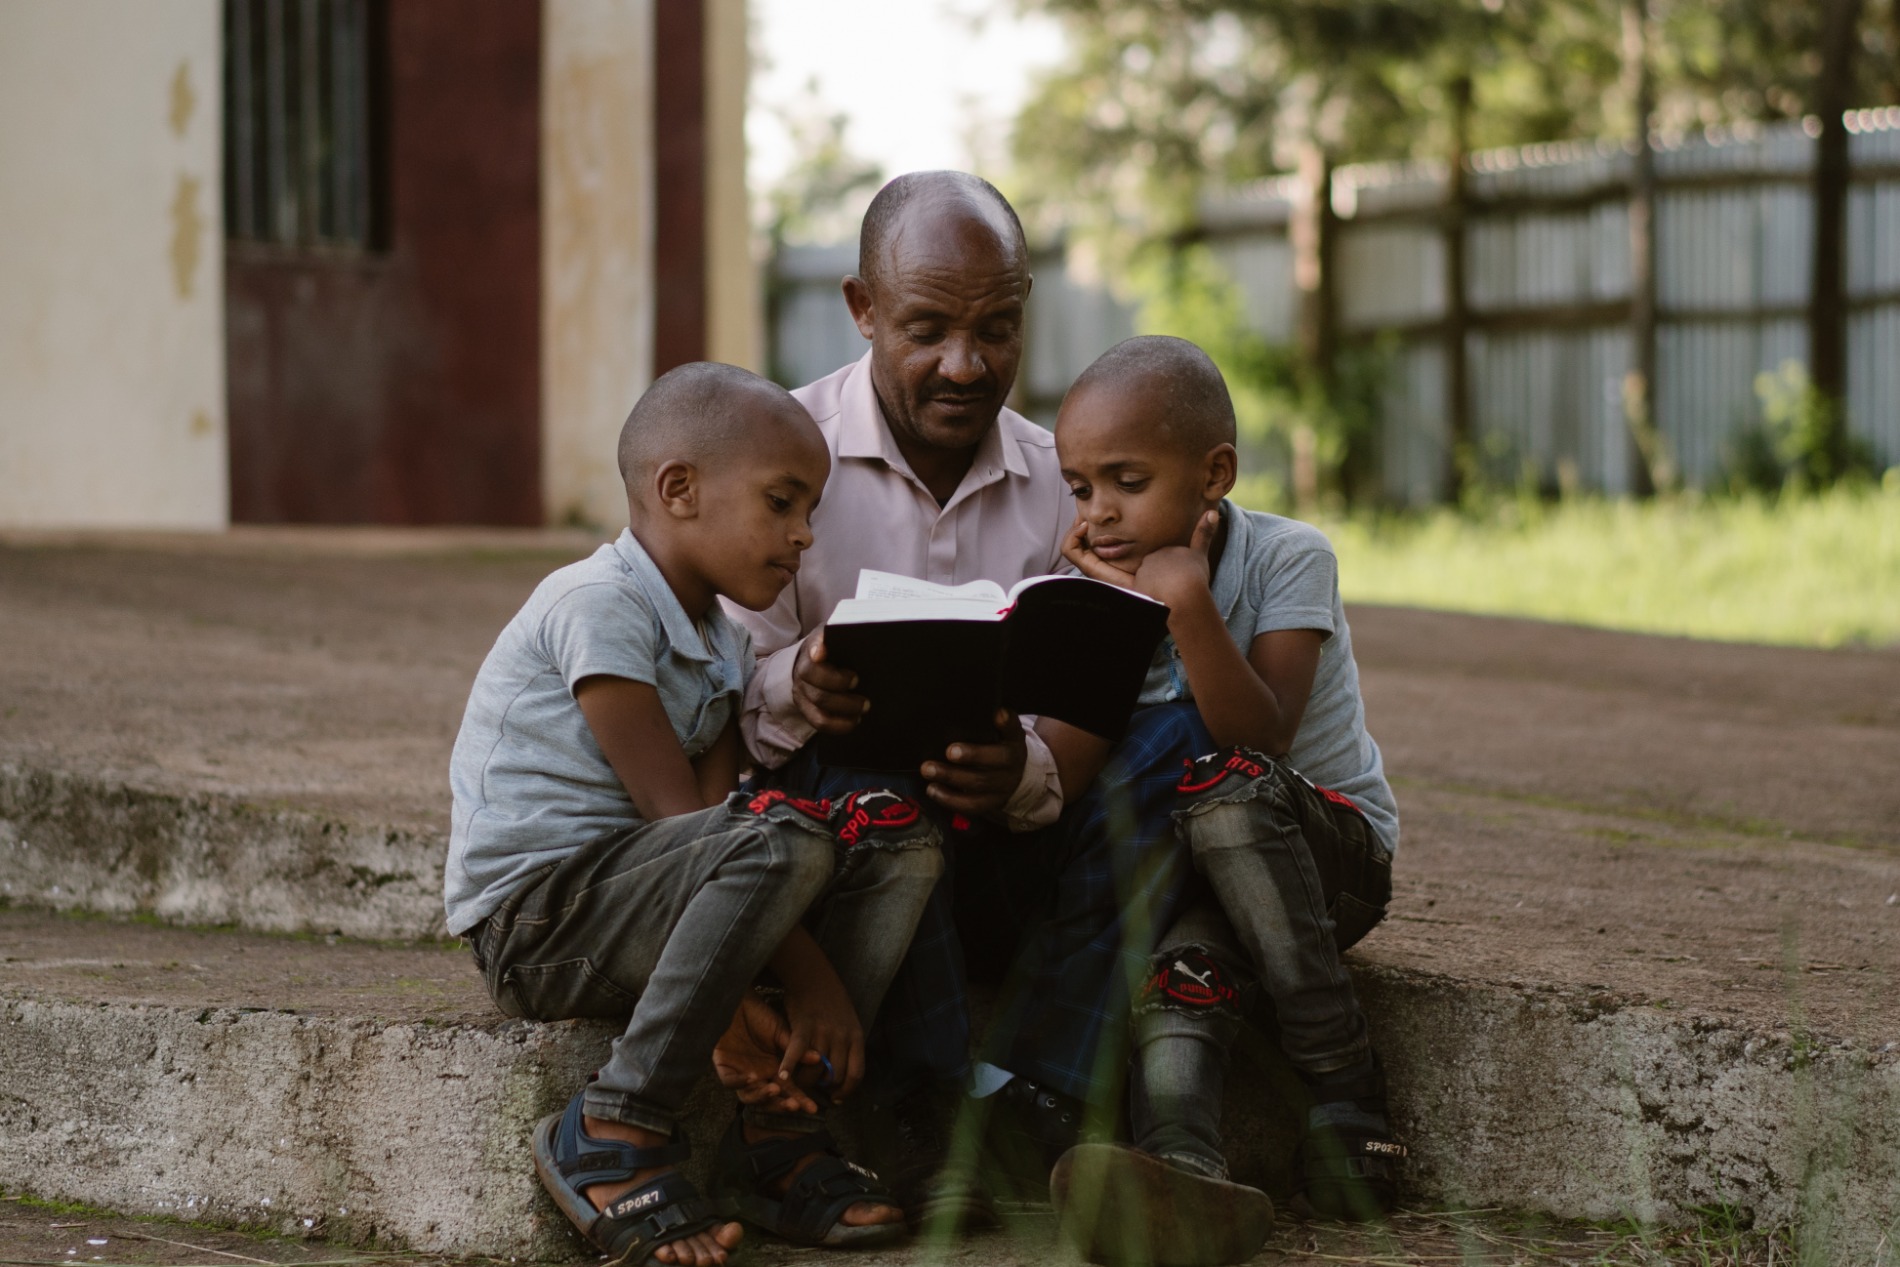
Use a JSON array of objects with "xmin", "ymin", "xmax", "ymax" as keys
[
  {"xmin": 1132, "ymin": 509, "xmax": 1219, "ymax": 609},
  {"xmin": 1062, "ymin": 516, "xmax": 1139, "ymax": 587},
  {"xmin": 712, "ymin": 993, "xmax": 821, "ymax": 1114},
  {"xmin": 793, "ymin": 628, "xmax": 869, "ymax": 735},
  {"xmin": 780, "ymin": 962, "xmax": 866, "ymax": 1102},
  {"xmin": 923, "ymin": 708, "xmax": 1028, "ymax": 815}
]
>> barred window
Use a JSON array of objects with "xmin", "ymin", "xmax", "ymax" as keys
[{"xmin": 223, "ymin": 0, "xmax": 380, "ymax": 249}]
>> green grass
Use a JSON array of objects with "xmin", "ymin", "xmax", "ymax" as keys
[{"xmin": 1259, "ymin": 484, "xmax": 1900, "ymax": 650}]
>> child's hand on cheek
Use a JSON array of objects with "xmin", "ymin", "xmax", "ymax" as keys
[
  {"xmin": 1129, "ymin": 509, "xmax": 1219, "ymax": 609},
  {"xmin": 1062, "ymin": 516, "xmax": 1138, "ymax": 587}
]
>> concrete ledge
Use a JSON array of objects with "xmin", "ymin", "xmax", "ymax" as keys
[
  {"xmin": 3, "ymin": 917, "xmax": 1894, "ymax": 1260},
  {"xmin": 0, "ymin": 994, "xmax": 619, "ymax": 1256},
  {"xmin": 1364, "ymin": 965, "xmax": 1900, "ymax": 1258},
  {"xmin": 0, "ymin": 763, "xmax": 446, "ymax": 940}
]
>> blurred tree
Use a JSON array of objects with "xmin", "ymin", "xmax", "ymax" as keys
[
  {"xmin": 760, "ymin": 79, "xmax": 885, "ymax": 247},
  {"xmin": 1009, "ymin": 0, "xmax": 1895, "ymax": 503}
]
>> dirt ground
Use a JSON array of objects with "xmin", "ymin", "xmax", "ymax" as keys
[
  {"xmin": 0, "ymin": 1195, "xmax": 1792, "ymax": 1266},
  {"xmin": 2, "ymin": 530, "xmax": 1897, "ymax": 1048}
]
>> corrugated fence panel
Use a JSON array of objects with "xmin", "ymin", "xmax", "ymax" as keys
[
  {"xmin": 1211, "ymin": 234, "xmax": 1298, "ymax": 344},
  {"xmin": 1377, "ymin": 341, "xmax": 1448, "ymax": 506},
  {"xmin": 768, "ymin": 116, "xmax": 1900, "ymax": 502},
  {"xmin": 1337, "ymin": 223, "xmax": 1442, "ymax": 331}
]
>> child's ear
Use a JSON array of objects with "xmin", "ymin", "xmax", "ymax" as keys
[
  {"xmin": 1204, "ymin": 443, "xmax": 1239, "ymax": 503},
  {"xmin": 654, "ymin": 460, "xmax": 699, "ymax": 520}
]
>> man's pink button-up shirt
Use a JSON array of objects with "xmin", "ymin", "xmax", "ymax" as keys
[{"xmin": 723, "ymin": 351, "xmax": 1074, "ymax": 784}]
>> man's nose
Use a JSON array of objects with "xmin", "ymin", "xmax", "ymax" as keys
[{"xmin": 938, "ymin": 333, "xmax": 986, "ymax": 384}]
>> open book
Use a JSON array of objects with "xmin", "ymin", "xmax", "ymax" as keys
[{"xmin": 814, "ymin": 569, "xmax": 1171, "ymax": 773}]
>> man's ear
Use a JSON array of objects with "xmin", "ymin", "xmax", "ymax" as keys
[
  {"xmin": 842, "ymin": 275, "xmax": 876, "ymax": 341},
  {"xmin": 1204, "ymin": 443, "xmax": 1239, "ymax": 503},
  {"xmin": 654, "ymin": 459, "xmax": 699, "ymax": 519}
]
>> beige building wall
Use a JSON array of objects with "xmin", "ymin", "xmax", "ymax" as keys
[
  {"xmin": 541, "ymin": 0, "xmax": 756, "ymax": 530},
  {"xmin": 540, "ymin": 0, "xmax": 656, "ymax": 533},
  {"xmin": 0, "ymin": 0, "xmax": 227, "ymax": 529},
  {"xmin": 704, "ymin": 0, "xmax": 761, "ymax": 372}
]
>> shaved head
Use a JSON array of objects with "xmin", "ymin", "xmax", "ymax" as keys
[
  {"xmin": 617, "ymin": 362, "xmax": 814, "ymax": 492},
  {"xmin": 1067, "ymin": 336, "xmax": 1237, "ymax": 457},
  {"xmin": 857, "ymin": 170, "xmax": 1028, "ymax": 293}
]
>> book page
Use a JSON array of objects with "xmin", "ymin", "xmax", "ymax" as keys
[
  {"xmin": 854, "ymin": 569, "xmax": 1007, "ymax": 604},
  {"xmin": 1006, "ymin": 571, "xmax": 1164, "ymax": 607}
]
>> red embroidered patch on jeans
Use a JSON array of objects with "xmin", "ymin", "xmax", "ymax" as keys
[
  {"xmin": 834, "ymin": 789, "xmax": 922, "ymax": 847},
  {"xmin": 1176, "ymin": 749, "xmax": 1269, "ymax": 794},
  {"xmin": 744, "ymin": 789, "xmax": 832, "ymax": 823}
]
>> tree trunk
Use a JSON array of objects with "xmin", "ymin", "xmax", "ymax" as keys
[
  {"xmin": 1443, "ymin": 74, "xmax": 1474, "ymax": 503},
  {"xmin": 1622, "ymin": 0, "xmax": 1661, "ymax": 497},
  {"xmin": 1291, "ymin": 141, "xmax": 1337, "ymax": 511},
  {"xmin": 1810, "ymin": 0, "xmax": 1865, "ymax": 475}
]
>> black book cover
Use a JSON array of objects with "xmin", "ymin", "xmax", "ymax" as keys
[{"xmin": 813, "ymin": 576, "xmax": 1170, "ymax": 773}]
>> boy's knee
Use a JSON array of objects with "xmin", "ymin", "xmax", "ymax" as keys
[
  {"xmin": 1173, "ymin": 747, "xmax": 1298, "ymax": 852},
  {"xmin": 1135, "ymin": 946, "xmax": 1246, "ymax": 1046}
]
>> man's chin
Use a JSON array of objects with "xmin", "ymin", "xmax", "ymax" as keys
[{"xmin": 915, "ymin": 401, "xmax": 1000, "ymax": 448}]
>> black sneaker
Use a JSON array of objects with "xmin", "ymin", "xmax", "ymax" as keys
[
  {"xmin": 984, "ymin": 1076, "xmax": 1110, "ymax": 1198},
  {"xmin": 876, "ymin": 1084, "xmax": 997, "ymax": 1233},
  {"xmin": 1296, "ymin": 1058, "xmax": 1406, "ymax": 1220}
]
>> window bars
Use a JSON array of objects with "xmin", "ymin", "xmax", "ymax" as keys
[{"xmin": 224, "ymin": 0, "xmax": 376, "ymax": 249}]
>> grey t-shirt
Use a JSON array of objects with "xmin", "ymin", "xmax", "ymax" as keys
[
  {"xmin": 1136, "ymin": 501, "xmax": 1399, "ymax": 853},
  {"xmin": 443, "ymin": 529, "xmax": 751, "ymax": 934}
]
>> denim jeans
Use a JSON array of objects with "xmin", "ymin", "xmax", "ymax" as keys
[
  {"xmin": 470, "ymin": 791, "xmax": 942, "ymax": 1134},
  {"xmin": 1131, "ymin": 748, "xmax": 1392, "ymax": 1173},
  {"xmin": 755, "ymin": 702, "xmax": 1215, "ymax": 1108}
]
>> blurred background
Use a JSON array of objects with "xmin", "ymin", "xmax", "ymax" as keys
[{"xmin": 2, "ymin": 0, "xmax": 1895, "ymax": 646}]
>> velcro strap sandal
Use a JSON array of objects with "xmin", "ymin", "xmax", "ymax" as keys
[
  {"xmin": 1296, "ymin": 1062, "xmax": 1407, "ymax": 1220},
  {"xmin": 531, "ymin": 1093, "xmax": 724, "ymax": 1265},
  {"xmin": 711, "ymin": 1113, "xmax": 906, "ymax": 1247}
]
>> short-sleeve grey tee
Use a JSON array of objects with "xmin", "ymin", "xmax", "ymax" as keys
[
  {"xmin": 1135, "ymin": 501, "xmax": 1398, "ymax": 853},
  {"xmin": 443, "ymin": 529, "xmax": 751, "ymax": 934}
]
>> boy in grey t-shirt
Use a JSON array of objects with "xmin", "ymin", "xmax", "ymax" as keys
[
  {"xmin": 447, "ymin": 364, "xmax": 939, "ymax": 1265},
  {"xmin": 1038, "ymin": 338, "xmax": 1403, "ymax": 1264}
]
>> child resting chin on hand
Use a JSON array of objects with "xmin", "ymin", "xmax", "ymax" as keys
[{"xmin": 1040, "ymin": 337, "xmax": 1404, "ymax": 1267}]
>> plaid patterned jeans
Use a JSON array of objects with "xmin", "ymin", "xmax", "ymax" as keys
[{"xmin": 752, "ymin": 702, "xmax": 1215, "ymax": 1107}]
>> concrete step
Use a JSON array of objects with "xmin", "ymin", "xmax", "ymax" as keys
[
  {"xmin": 2, "ymin": 910, "xmax": 1894, "ymax": 1260},
  {"xmin": 1, "ymin": 762, "xmax": 446, "ymax": 940}
]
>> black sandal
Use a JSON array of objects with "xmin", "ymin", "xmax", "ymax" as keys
[
  {"xmin": 711, "ymin": 1112, "xmax": 907, "ymax": 1247},
  {"xmin": 532, "ymin": 1093, "xmax": 726, "ymax": 1265},
  {"xmin": 1296, "ymin": 1062, "xmax": 1407, "ymax": 1220}
]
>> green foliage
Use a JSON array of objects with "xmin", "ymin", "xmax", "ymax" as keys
[
  {"xmin": 1299, "ymin": 483, "xmax": 1900, "ymax": 648},
  {"xmin": 1727, "ymin": 360, "xmax": 1879, "ymax": 494},
  {"xmin": 1124, "ymin": 244, "xmax": 1393, "ymax": 507}
]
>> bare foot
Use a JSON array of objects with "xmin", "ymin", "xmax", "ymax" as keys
[
  {"xmin": 740, "ymin": 1118, "xmax": 905, "ymax": 1229},
  {"xmin": 580, "ymin": 1115, "xmax": 744, "ymax": 1266}
]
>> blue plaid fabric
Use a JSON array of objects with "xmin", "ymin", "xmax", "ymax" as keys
[{"xmin": 750, "ymin": 702, "xmax": 1214, "ymax": 1107}]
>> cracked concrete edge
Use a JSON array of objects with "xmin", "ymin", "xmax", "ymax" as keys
[
  {"xmin": 1362, "ymin": 966, "xmax": 1900, "ymax": 1257},
  {"xmin": 2, "ymin": 969, "xmax": 1896, "ymax": 1258},
  {"xmin": 0, "ymin": 763, "xmax": 447, "ymax": 940},
  {"xmin": 0, "ymin": 995, "xmax": 611, "ymax": 1256}
]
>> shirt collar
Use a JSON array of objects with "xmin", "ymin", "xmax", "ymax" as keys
[
  {"xmin": 835, "ymin": 350, "xmax": 1032, "ymax": 491},
  {"xmin": 1208, "ymin": 500, "xmax": 1251, "ymax": 624},
  {"xmin": 610, "ymin": 528, "xmax": 739, "ymax": 665}
]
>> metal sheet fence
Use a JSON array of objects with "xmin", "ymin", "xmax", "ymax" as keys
[{"xmin": 768, "ymin": 112, "xmax": 1900, "ymax": 503}]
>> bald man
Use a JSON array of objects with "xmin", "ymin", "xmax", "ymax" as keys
[{"xmin": 726, "ymin": 174, "xmax": 1218, "ymax": 1226}]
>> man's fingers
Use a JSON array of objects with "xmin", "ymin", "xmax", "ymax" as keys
[
  {"xmin": 800, "ymin": 661, "xmax": 860, "ymax": 693},
  {"xmin": 925, "ymin": 784, "xmax": 1007, "ymax": 814},
  {"xmin": 922, "ymin": 762, "xmax": 1010, "ymax": 793}
]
